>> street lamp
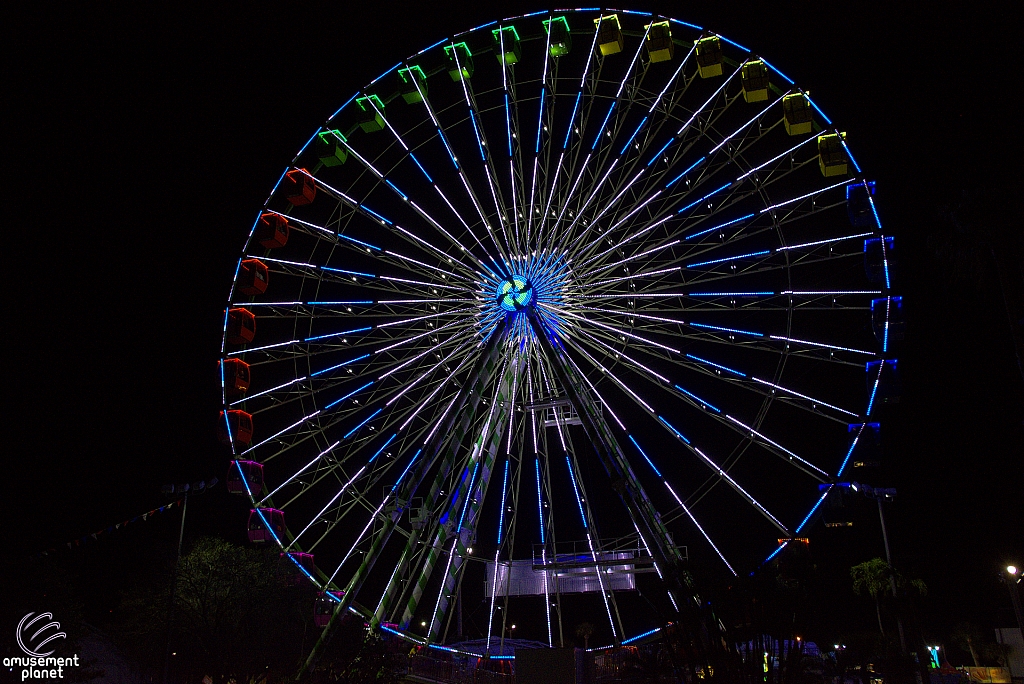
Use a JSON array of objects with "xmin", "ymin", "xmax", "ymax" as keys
[
  {"xmin": 848, "ymin": 482, "xmax": 907, "ymax": 655},
  {"xmin": 1002, "ymin": 565, "xmax": 1023, "ymax": 634},
  {"xmin": 161, "ymin": 477, "xmax": 218, "ymax": 684}
]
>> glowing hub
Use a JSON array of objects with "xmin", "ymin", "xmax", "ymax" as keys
[{"xmin": 496, "ymin": 275, "xmax": 534, "ymax": 312}]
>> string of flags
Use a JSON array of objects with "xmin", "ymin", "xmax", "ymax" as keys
[{"xmin": 30, "ymin": 498, "xmax": 185, "ymax": 559}]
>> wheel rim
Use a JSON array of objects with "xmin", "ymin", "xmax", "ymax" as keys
[{"xmin": 220, "ymin": 8, "xmax": 899, "ymax": 656}]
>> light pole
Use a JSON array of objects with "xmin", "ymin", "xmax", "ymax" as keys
[
  {"xmin": 1002, "ymin": 565, "xmax": 1023, "ymax": 638},
  {"xmin": 999, "ymin": 565, "xmax": 1023, "ymax": 680},
  {"xmin": 850, "ymin": 482, "xmax": 907, "ymax": 655},
  {"xmin": 161, "ymin": 478, "xmax": 218, "ymax": 684}
]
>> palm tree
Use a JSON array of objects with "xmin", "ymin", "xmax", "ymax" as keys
[
  {"xmin": 851, "ymin": 558, "xmax": 927, "ymax": 642},
  {"xmin": 950, "ymin": 623, "xmax": 983, "ymax": 667},
  {"xmin": 851, "ymin": 558, "xmax": 892, "ymax": 637}
]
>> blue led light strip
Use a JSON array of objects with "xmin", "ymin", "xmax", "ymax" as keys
[
  {"xmin": 566, "ymin": 456, "xmax": 587, "ymax": 528},
  {"xmin": 627, "ymin": 434, "xmax": 662, "ymax": 477}
]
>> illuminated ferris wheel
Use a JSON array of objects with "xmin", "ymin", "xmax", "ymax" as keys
[{"xmin": 217, "ymin": 8, "xmax": 901, "ymax": 663}]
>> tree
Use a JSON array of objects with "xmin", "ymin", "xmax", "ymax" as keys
[
  {"xmin": 312, "ymin": 614, "xmax": 402, "ymax": 684},
  {"xmin": 115, "ymin": 537, "xmax": 317, "ymax": 682},
  {"xmin": 950, "ymin": 622, "xmax": 983, "ymax": 667},
  {"xmin": 851, "ymin": 559, "xmax": 927, "ymax": 641},
  {"xmin": 851, "ymin": 559, "xmax": 892, "ymax": 637}
]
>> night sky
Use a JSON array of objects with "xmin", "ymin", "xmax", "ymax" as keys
[{"xmin": 6, "ymin": 0, "xmax": 1021, "ymax": 647}]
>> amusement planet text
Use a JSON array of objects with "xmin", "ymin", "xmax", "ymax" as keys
[{"xmin": 3, "ymin": 655, "xmax": 80, "ymax": 681}]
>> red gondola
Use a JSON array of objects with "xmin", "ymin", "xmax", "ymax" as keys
[
  {"xmin": 226, "ymin": 308, "xmax": 256, "ymax": 345},
  {"xmin": 218, "ymin": 410, "xmax": 253, "ymax": 447},
  {"xmin": 283, "ymin": 169, "xmax": 316, "ymax": 206},
  {"xmin": 237, "ymin": 259, "xmax": 269, "ymax": 296},
  {"xmin": 248, "ymin": 508, "xmax": 285, "ymax": 543},
  {"xmin": 314, "ymin": 590, "xmax": 345, "ymax": 627},
  {"xmin": 227, "ymin": 460, "xmax": 263, "ymax": 494},
  {"xmin": 254, "ymin": 213, "xmax": 289, "ymax": 249},
  {"xmin": 219, "ymin": 358, "xmax": 251, "ymax": 396}
]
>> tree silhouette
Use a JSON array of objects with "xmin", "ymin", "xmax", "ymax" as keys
[
  {"xmin": 851, "ymin": 558, "xmax": 892, "ymax": 637},
  {"xmin": 851, "ymin": 558, "xmax": 927, "ymax": 645},
  {"xmin": 950, "ymin": 622, "xmax": 983, "ymax": 667},
  {"xmin": 115, "ymin": 537, "xmax": 317, "ymax": 682}
]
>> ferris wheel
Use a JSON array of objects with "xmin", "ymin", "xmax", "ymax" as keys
[{"xmin": 217, "ymin": 8, "xmax": 901, "ymax": 662}]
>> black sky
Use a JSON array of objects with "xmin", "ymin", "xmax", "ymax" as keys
[{"xmin": 5, "ymin": 0, "xmax": 1021, "ymax": 640}]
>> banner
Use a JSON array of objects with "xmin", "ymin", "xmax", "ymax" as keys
[{"xmin": 30, "ymin": 499, "xmax": 183, "ymax": 559}]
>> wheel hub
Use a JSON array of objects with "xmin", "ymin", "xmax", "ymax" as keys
[{"xmin": 496, "ymin": 275, "xmax": 534, "ymax": 312}]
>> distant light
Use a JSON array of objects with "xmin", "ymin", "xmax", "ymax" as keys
[
  {"xmin": 511, "ymin": 624, "xmax": 516, "ymax": 629},
  {"xmin": 1008, "ymin": 565, "xmax": 1018, "ymax": 575},
  {"xmin": 466, "ymin": 547, "xmax": 473, "ymax": 554},
  {"xmin": 421, "ymin": 621, "xmax": 427, "ymax": 627}
]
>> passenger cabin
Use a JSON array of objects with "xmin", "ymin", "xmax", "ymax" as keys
[
  {"xmin": 817, "ymin": 133, "xmax": 848, "ymax": 177},
  {"xmin": 871, "ymin": 297, "xmax": 905, "ymax": 347},
  {"xmin": 782, "ymin": 94, "xmax": 813, "ymax": 136},
  {"xmin": 645, "ymin": 21, "xmax": 673, "ymax": 63},
  {"xmin": 847, "ymin": 423, "xmax": 882, "ymax": 467},
  {"xmin": 846, "ymin": 181, "xmax": 877, "ymax": 227},
  {"xmin": 695, "ymin": 37, "xmax": 723, "ymax": 78},
  {"xmin": 824, "ymin": 484, "xmax": 856, "ymax": 528},
  {"xmin": 227, "ymin": 459, "xmax": 264, "ymax": 494},
  {"xmin": 255, "ymin": 213, "xmax": 289, "ymax": 249},
  {"xmin": 866, "ymin": 359, "xmax": 901, "ymax": 406},
  {"xmin": 247, "ymin": 508, "xmax": 285, "ymax": 544},
  {"xmin": 398, "ymin": 66, "xmax": 428, "ymax": 104},
  {"xmin": 281, "ymin": 551, "xmax": 316, "ymax": 583},
  {"xmin": 237, "ymin": 259, "xmax": 268, "ymax": 296},
  {"xmin": 219, "ymin": 358, "xmax": 251, "ymax": 396},
  {"xmin": 226, "ymin": 308, "xmax": 256, "ymax": 345},
  {"xmin": 543, "ymin": 16, "xmax": 572, "ymax": 57},
  {"xmin": 355, "ymin": 95, "xmax": 385, "ymax": 133},
  {"xmin": 864, "ymin": 236, "xmax": 895, "ymax": 284},
  {"xmin": 314, "ymin": 591, "xmax": 344, "ymax": 627},
  {"xmin": 595, "ymin": 15, "xmax": 623, "ymax": 56},
  {"xmin": 741, "ymin": 60, "xmax": 770, "ymax": 102},
  {"xmin": 444, "ymin": 42, "xmax": 474, "ymax": 81},
  {"xmin": 492, "ymin": 26, "xmax": 521, "ymax": 65},
  {"xmin": 283, "ymin": 169, "xmax": 316, "ymax": 206},
  {"xmin": 218, "ymin": 410, "xmax": 253, "ymax": 447},
  {"xmin": 316, "ymin": 130, "xmax": 348, "ymax": 167}
]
